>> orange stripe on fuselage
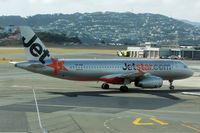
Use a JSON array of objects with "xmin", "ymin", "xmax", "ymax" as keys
[
  {"xmin": 99, "ymin": 78, "xmax": 125, "ymax": 83},
  {"xmin": 63, "ymin": 78, "xmax": 99, "ymax": 81},
  {"xmin": 63, "ymin": 78, "xmax": 134, "ymax": 83}
]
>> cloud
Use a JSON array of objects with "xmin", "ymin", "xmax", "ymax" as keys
[{"xmin": 28, "ymin": 0, "xmax": 57, "ymax": 4}]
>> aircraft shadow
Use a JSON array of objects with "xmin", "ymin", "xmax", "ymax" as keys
[
  {"xmin": 49, "ymin": 88, "xmax": 200, "ymax": 100},
  {"xmin": 0, "ymin": 88, "xmax": 199, "ymax": 113}
]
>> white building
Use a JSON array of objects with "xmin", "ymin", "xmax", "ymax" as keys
[
  {"xmin": 127, "ymin": 46, "xmax": 170, "ymax": 59},
  {"xmin": 125, "ymin": 45, "xmax": 200, "ymax": 60}
]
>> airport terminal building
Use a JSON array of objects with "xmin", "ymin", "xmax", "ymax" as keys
[{"xmin": 125, "ymin": 45, "xmax": 200, "ymax": 60}]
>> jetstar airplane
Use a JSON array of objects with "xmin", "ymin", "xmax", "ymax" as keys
[{"xmin": 13, "ymin": 27, "xmax": 194, "ymax": 92}]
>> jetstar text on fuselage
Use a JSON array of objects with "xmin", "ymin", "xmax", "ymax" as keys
[{"xmin": 123, "ymin": 63, "xmax": 153, "ymax": 71}]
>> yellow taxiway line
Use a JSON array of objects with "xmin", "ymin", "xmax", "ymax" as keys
[
  {"xmin": 181, "ymin": 123, "xmax": 200, "ymax": 132},
  {"xmin": 133, "ymin": 118, "xmax": 154, "ymax": 125},
  {"xmin": 150, "ymin": 118, "xmax": 168, "ymax": 125}
]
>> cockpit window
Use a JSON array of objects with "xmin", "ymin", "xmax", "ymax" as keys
[{"xmin": 184, "ymin": 65, "xmax": 187, "ymax": 68}]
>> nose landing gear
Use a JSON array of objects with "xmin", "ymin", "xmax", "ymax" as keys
[{"xmin": 169, "ymin": 80, "xmax": 174, "ymax": 90}]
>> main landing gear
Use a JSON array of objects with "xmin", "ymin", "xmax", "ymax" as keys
[
  {"xmin": 101, "ymin": 83, "xmax": 129, "ymax": 92},
  {"xmin": 101, "ymin": 83, "xmax": 109, "ymax": 89},
  {"xmin": 120, "ymin": 78, "xmax": 130, "ymax": 92},
  {"xmin": 169, "ymin": 80, "xmax": 174, "ymax": 90},
  {"xmin": 120, "ymin": 86, "xmax": 128, "ymax": 92}
]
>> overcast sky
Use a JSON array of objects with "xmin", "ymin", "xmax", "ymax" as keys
[{"xmin": 0, "ymin": 0, "xmax": 200, "ymax": 22}]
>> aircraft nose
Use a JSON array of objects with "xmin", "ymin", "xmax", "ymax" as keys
[{"xmin": 187, "ymin": 68, "xmax": 194, "ymax": 77}]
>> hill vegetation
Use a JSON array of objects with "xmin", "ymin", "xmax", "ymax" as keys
[
  {"xmin": 0, "ymin": 12, "xmax": 200, "ymax": 45},
  {"xmin": 36, "ymin": 32, "xmax": 81, "ymax": 44}
]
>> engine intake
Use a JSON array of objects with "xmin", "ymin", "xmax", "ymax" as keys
[{"xmin": 135, "ymin": 76, "xmax": 163, "ymax": 88}]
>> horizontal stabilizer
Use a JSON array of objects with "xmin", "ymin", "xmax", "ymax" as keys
[
  {"xmin": 9, "ymin": 61, "xmax": 19, "ymax": 64},
  {"xmin": 182, "ymin": 92, "xmax": 200, "ymax": 96}
]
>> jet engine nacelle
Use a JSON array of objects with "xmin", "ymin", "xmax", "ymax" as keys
[{"xmin": 135, "ymin": 76, "xmax": 163, "ymax": 88}]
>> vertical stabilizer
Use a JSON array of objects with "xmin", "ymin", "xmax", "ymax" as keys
[{"xmin": 19, "ymin": 26, "xmax": 53, "ymax": 64}]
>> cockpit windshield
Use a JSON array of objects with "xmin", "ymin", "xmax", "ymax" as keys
[
  {"xmin": 180, "ymin": 61, "xmax": 188, "ymax": 68},
  {"xmin": 184, "ymin": 65, "xmax": 188, "ymax": 68}
]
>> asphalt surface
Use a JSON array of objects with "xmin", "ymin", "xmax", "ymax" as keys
[{"xmin": 0, "ymin": 49, "xmax": 200, "ymax": 133}]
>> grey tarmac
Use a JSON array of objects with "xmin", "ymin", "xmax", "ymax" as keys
[{"xmin": 0, "ymin": 50, "xmax": 200, "ymax": 133}]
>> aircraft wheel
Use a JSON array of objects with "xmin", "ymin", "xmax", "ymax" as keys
[
  {"xmin": 169, "ymin": 80, "xmax": 174, "ymax": 90},
  {"xmin": 169, "ymin": 85, "xmax": 174, "ymax": 90},
  {"xmin": 120, "ymin": 86, "xmax": 128, "ymax": 92},
  {"xmin": 101, "ymin": 83, "xmax": 109, "ymax": 89}
]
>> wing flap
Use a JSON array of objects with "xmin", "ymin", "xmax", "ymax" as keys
[
  {"xmin": 100, "ymin": 72, "xmax": 140, "ymax": 80},
  {"xmin": 99, "ymin": 70, "xmax": 152, "ymax": 84}
]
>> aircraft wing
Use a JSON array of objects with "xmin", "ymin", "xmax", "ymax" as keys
[{"xmin": 100, "ymin": 71, "xmax": 148, "ymax": 80}]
